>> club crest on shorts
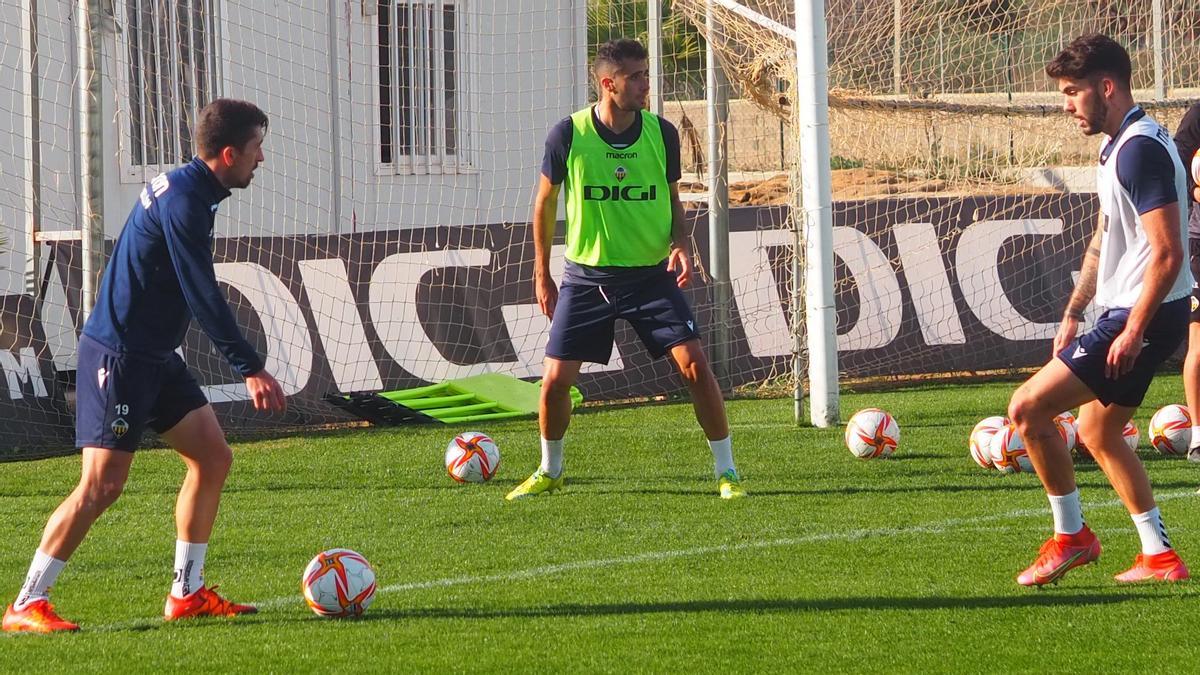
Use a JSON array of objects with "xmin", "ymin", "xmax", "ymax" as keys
[
  {"xmin": 111, "ymin": 417, "xmax": 129, "ymax": 438},
  {"xmin": 614, "ymin": 165, "xmax": 626, "ymax": 182}
]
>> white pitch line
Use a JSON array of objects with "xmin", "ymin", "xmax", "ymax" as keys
[{"xmin": 62, "ymin": 488, "xmax": 1200, "ymax": 634}]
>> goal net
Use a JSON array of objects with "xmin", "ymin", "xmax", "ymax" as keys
[
  {"xmin": 670, "ymin": 0, "xmax": 1200, "ymax": 393},
  {"xmin": 2, "ymin": 1, "xmax": 1198, "ymax": 457}
]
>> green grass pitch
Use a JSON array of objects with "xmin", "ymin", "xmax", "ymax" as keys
[{"xmin": 3, "ymin": 375, "xmax": 1200, "ymax": 672}]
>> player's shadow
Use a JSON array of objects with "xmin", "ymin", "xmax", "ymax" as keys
[
  {"xmin": 98, "ymin": 591, "xmax": 1161, "ymax": 634},
  {"xmin": 357, "ymin": 592, "xmax": 1145, "ymax": 621}
]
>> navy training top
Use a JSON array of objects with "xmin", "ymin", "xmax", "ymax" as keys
[
  {"xmin": 82, "ymin": 157, "xmax": 264, "ymax": 376},
  {"xmin": 1111, "ymin": 137, "xmax": 1178, "ymax": 217}
]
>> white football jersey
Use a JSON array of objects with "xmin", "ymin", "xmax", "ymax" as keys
[{"xmin": 1095, "ymin": 107, "xmax": 1192, "ymax": 309}]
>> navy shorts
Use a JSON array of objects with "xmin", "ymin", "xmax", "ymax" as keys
[
  {"xmin": 1190, "ymin": 237, "xmax": 1200, "ymax": 321},
  {"xmin": 75, "ymin": 334, "xmax": 208, "ymax": 452},
  {"xmin": 546, "ymin": 270, "xmax": 701, "ymax": 364},
  {"xmin": 1057, "ymin": 297, "xmax": 1189, "ymax": 407}
]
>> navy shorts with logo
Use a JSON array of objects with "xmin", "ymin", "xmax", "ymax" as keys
[
  {"xmin": 75, "ymin": 334, "xmax": 209, "ymax": 451},
  {"xmin": 1057, "ymin": 297, "xmax": 1189, "ymax": 407},
  {"xmin": 546, "ymin": 269, "xmax": 701, "ymax": 364},
  {"xmin": 1189, "ymin": 237, "xmax": 1200, "ymax": 321}
]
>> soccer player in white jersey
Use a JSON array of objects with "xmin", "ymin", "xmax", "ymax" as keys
[{"xmin": 1006, "ymin": 34, "xmax": 1191, "ymax": 586}]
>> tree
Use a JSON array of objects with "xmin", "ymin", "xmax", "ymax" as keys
[{"xmin": 587, "ymin": 0, "xmax": 705, "ymax": 98}]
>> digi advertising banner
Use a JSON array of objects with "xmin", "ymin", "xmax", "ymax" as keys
[{"xmin": 1, "ymin": 194, "xmax": 1099, "ymax": 452}]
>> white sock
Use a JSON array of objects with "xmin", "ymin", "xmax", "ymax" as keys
[
  {"xmin": 1048, "ymin": 490, "xmax": 1084, "ymax": 535},
  {"xmin": 1132, "ymin": 508, "xmax": 1172, "ymax": 555},
  {"xmin": 171, "ymin": 540, "xmax": 208, "ymax": 598},
  {"xmin": 14, "ymin": 550, "xmax": 66, "ymax": 610},
  {"xmin": 539, "ymin": 438, "xmax": 564, "ymax": 478},
  {"xmin": 709, "ymin": 435, "xmax": 735, "ymax": 478},
  {"xmin": 1190, "ymin": 425, "xmax": 1200, "ymax": 449}
]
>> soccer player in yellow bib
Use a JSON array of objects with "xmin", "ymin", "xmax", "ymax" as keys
[{"xmin": 506, "ymin": 38, "xmax": 745, "ymax": 501}]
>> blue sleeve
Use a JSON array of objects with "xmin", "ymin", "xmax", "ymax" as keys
[
  {"xmin": 161, "ymin": 199, "xmax": 264, "ymax": 376},
  {"xmin": 1116, "ymin": 136, "xmax": 1179, "ymax": 215},
  {"xmin": 540, "ymin": 118, "xmax": 573, "ymax": 185},
  {"xmin": 658, "ymin": 117, "xmax": 682, "ymax": 183}
]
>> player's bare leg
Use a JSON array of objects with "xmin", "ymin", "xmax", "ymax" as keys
[
  {"xmin": 669, "ymin": 340, "xmax": 729, "ymax": 441},
  {"xmin": 1076, "ymin": 401, "xmax": 1154, "ymax": 512},
  {"xmin": 1077, "ymin": 400, "xmax": 1189, "ymax": 581},
  {"xmin": 1008, "ymin": 359, "xmax": 1099, "ymax": 586},
  {"xmin": 1008, "ymin": 358, "xmax": 1094, "ymax": 495},
  {"xmin": 1184, "ymin": 322, "xmax": 1200, "ymax": 461},
  {"xmin": 669, "ymin": 340, "xmax": 743, "ymax": 498},
  {"xmin": 539, "ymin": 357, "xmax": 582, "ymax": 443},
  {"xmin": 37, "ymin": 448, "xmax": 134, "ymax": 561},
  {"xmin": 3, "ymin": 448, "xmax": 132, "ymax": 632},
  {"xmin": 506, "ymin": 357, "xmax": 580, "ymax": 500},
  {"xmin": 159, "ymin": 404, "xmax": 255, "ymax": 619},
  {"xmin": 161, "ymin": 405, "xmax": 233, "ymax": 545}
]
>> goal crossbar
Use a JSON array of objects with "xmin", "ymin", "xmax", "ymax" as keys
[{"xmin": 710, "ymin": 0, "xmax": 796, "ymax": 43}]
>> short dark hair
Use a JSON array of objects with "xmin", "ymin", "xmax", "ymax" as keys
[
  {"xmin": 593, "ymin": 38, "xmax": 649, "ymax": 77},
  {"xmin": 194, "ymin": 98, "xmax": 269, "ymax": 159},
  {"xmin": 1045, "ymin": 33, "xmax": 1132, "ymax": 89}
]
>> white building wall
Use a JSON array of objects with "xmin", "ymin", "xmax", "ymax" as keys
[{"xmin": 0, "ymin": 0, "xmax": 584, "ymax": 272}]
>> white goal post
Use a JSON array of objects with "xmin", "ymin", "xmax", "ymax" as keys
[{"xmin": 699, "ymin": 0, "xmax": 839, "ymax": 428}]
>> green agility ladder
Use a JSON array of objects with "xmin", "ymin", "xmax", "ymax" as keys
[{"xmin": 325, "ymin": 373, "xmax": 583, "ymax": 425}]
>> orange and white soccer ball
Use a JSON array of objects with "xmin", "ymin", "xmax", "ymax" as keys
[
  {"xmin": 1055, "ymin": 417, "xmax": 1077, "ymax": 452},
  {"xmin": 969, "ymin": 416, "xmax": 1008, "ymax": 469},
  {"xmin": 988, "ymin": 423, "xmax": 1035, "ymax": 474},
  {"xmin": 1123, "ymin": 420, "xmax": 1140, "ymax": 452},
  {"xmin": 445, "ymin": 431, "xmax": 501, "ymax": 483},
  {"xmin": 1054, "ymin": 411, "xmax": 1078, "ymax": 452},
  {"xmin": 1149, "ymin": 404, "xmax": 1191, "ymax": 456},
  {"xmin": 844, "ymin": 408, "xmax": 899, "ymax": 459},
  {"xmin": 302, "ymin": 548, "xmax": 377, "ymax": 618}
]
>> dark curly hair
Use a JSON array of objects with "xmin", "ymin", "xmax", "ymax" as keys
[{"xmin": 1045, "ymin": 34, "xmax": 1132, "ymax": 89}]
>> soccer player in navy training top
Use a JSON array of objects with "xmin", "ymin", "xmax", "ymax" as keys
[
  {"xmin": 2, "ymin": 99, "xmax": 287, "ymax": 633},
  {"xmin": 1005, "ymin": 35, "xmax": 1191, "ymax": 587}
]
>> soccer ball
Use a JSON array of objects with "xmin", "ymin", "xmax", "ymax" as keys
[
  {"xmin": 1123, "ymin": 420, "xmax": 1140, "ymax": 452},
  {"xmin": 969, "ymin": 416, "xmax": 1008, "ymax": 469},
  {"xmin": 988, "ymin": 423, "xmax": 1035, "ymax": 474},
  {"xmin": 844, "ymin": 408, "xmax": 899, "ymax": 459},
  {"xmin": 445, "ymin": 431, "xmax": 501, "ymax": 483},
  {"xmin": 302, "ymin": 548, "xmax": 377, "ymax": 618},
  {"xmin": 1054, "ymin": 411, "xmax": 1077, "ymax": 452},
  {"xmin": 1149, "ymin": 404, "xmax": 1191, "ymax": 456},
  {"xmin": 1055, "ymin": 416, "xmax": 1077, "ymax": 452}
]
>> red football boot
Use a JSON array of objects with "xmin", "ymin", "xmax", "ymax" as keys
[
  {"xmin": 1016, "ymin": 525, "xmax": 1101, "ymax": 587},
  {"xmin": 1114, "ymin": 550, "xmax": 1190, "ymax": 583},
  {"xmin": 2, "ymin": 600, "xmax": 80, "ymax": 633},
  {"xmin": 164, "ymin": 586, "xmax": 257, "ymax": 621}
]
